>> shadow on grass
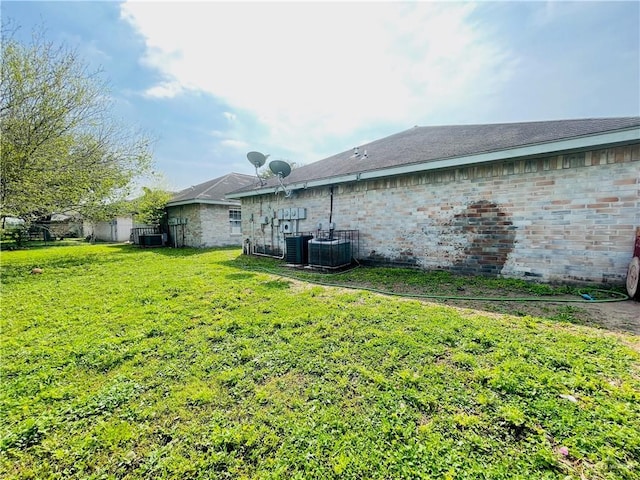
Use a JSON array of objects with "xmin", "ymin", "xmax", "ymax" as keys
[
  {"xmin": 225, "ymin": 272, "xmax": 258, "ymax": 280},
  {"xmin": 0, "ymin": 244, "xmax": 239, "ymax": 281},
  {"xmin": 1, "ymin": 238, "xmax": 87, "ymax": 250},
  {"xmin": 102, "ymin": 243, "xmax": 211, "ymax": 257},
  {"xmin": 221, "ymin": 253, "xmax": 638, "ymax": 335}
]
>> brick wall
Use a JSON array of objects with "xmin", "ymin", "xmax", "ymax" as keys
[
  {"xmin": 241, "ymin": 144, "xmax": 639, "ymax": 284},
  {"xmin": 167, "ymin": 203, "xmax": 242, "ymax": 247}
]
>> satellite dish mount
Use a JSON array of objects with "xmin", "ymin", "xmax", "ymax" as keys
[
  {"xmin": 246, "ymin": 151, "xmax": 269, "ymax": 186},
  {"xmin": 269, "ymin": 160, "xmax": 292, "ymax": 197}
]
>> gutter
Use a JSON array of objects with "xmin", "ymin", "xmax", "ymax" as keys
[
  {"xmin": 166, "ymin": 199, "xmax": 241, "ymax": 208},
  {"xmin": 227, "ymin": 127, "xmax": 640, "ymax": 199}
]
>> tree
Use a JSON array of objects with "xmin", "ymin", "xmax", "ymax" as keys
[
  {"xmin": 131, "ymin": 187, "xmax": 172, "ymax": 225},
  {"xmin": 258, "ymin": 161, "xmax": 299, "ymax": 180},
  {"xmin": 1, "ymin": 24, "xmax": 153, "ymax": 224}
]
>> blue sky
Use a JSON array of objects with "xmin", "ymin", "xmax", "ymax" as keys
[{"xmin": 4, "ymin": 1, "xmax": 639, "ymax": 192}]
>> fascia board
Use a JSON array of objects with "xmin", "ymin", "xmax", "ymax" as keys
[
  {"xmin": 166, "ymin": 199, "xmax": 240, "ymax": 207},
  {"xmin": 226, "ymin": 128, "xmax": 640, "ymax": 199}
]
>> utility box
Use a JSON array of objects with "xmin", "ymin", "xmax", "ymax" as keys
[{"xmin": 280, "ymin": 221, "xmax": 293, "ymax": 234}]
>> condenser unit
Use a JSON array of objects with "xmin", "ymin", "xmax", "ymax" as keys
[
  {"xmin": 139, "ymin": 234, "xmax": 164, "ymax": 247},
  {"xmin": 285, "ymin": 235, "xmax": 313, "ymax": 264},
  {"xmin": 308, "ymin": 238, "xmax": 352, "ymax": 268}
]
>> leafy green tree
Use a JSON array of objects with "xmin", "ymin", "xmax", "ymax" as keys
[
  {"xmin": 258, "ymin": 161, "xmax": 298, "ymax": 180},
  {"xmin": 0, "ymin": 24, "xmax": 153, "ymax": 224},
  {"xmin": 131, "ymin": 187, "xmax": 172, "ymax": 225}
]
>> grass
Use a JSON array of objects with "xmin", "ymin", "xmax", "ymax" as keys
[{"xmin": 1, "ymin": 244, "xmax": 639, "ymax": 479}]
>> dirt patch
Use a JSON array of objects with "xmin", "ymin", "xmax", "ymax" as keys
[
  {"xmin": 440, "ymin": 297, "xmax": 639, "ymax": 335},
  {"xmin": 412, "ymin": 291, "xmax": 638, "ymax": 336},
  {"xmin": 316, "ymin": 279, "xmax": 638, "ymax": 336},
  {"xmin": 574, "ymin": 300, "xmax": 639, "ymax": 335},
  {"xmin": 276, "ymin": 264, "xmax": 639, "ymax": 336}
]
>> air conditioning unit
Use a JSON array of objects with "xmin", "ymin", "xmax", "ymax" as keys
[
  {"xmin": 285, "ymin": 235, "xmax": 313, "ymax": 264},
  {"xmin": 308, "ymin": 238, "xmax": 352, "ymax": 268},
  {"xmin": 140, "ymin": 233, "xmax": 164, "ymax": 247}
]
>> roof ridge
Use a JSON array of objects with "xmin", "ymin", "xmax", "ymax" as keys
[
  {"xmin": 413, "ymin": 116, "xmax": 640, "ymax": 129},
  {"xmin": 177, "ymin": 172, "xmax": 253, "ymax": 198},
  {"xmin": 196, "ymin": 174, "xmax": 230, "ymax": 199},
  {"xmin": 196, "ymin": 172, "xmax": 255, "ymax": 198},
  {"xmin": 169, "ymin": 172, "xmax": 256, "ymax": 204}
]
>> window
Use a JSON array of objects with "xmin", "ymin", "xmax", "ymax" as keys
[{"xmin": 229, "ymin": 208, "xmax": 242, "ymax": 235}]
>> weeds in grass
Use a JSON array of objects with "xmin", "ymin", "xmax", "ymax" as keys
[{"xmin": 1, "ymin": 245, "xmax": 639, "ymax": 479}]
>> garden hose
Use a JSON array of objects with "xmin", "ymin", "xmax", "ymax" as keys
[{"xmin": 238, "ymin": 264, "xmax": 630, "ymax": 304}]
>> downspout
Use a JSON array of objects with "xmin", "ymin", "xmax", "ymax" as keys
[
  {"xmin": 329, "ymin": 186, "xmax": 334, "ymax": 225},
  {"xmin": 329, "ymin": 186, "xmax": 335, "ymax": 240}
]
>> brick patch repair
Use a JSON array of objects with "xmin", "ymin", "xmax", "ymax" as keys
[{"xmin": 451, "ymin": 200, "xmax": 516, "ymax": 276}]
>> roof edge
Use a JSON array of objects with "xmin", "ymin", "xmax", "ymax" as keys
[
  {"xmin": 166, "ymin": 199, "xmax": 241, "ymax": 207},
  {"xmin": 227, "ymin": 126, "xmax": 640, "ymax": 199}
]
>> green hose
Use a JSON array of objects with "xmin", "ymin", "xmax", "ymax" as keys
[{"xmin": 239, "ymin": 265, "xmax": 630, "ymax": 303}]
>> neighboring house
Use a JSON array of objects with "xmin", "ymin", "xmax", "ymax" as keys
[
  {"xmin": 166, "ymin": 173, "xmax": 256, "ymax": 248},
  {"xmin": 47, "ymin": 214, "xmax": 84, "ymax": 239},
  {"xmin": 228, "ymin": 117, "xmax": 640, "ymax": 284},
  {"xmin": 28, "ymin": 213, "xmax": 84, "ymax": 240}
]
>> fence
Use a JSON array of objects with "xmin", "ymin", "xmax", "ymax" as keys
[{"xmin": 130, "ymin": 226, "xmax": 161, "ymax": 245}]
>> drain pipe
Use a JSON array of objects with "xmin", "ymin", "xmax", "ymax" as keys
[
  {"xmin": 329, "ymin": 186, "xmax": 334, "ymax": 225},
  {"xmin": 328, "ymin": 186, "xmax": 335, "ymax": 240},
  {"xmin": 251, "ymin": 210, "xmax": 285, "ymax": 260}
]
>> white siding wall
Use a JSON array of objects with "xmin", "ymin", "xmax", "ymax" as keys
[{"xmin": 92, "ymin": 216, "xmax": 134, "ymax": 242}]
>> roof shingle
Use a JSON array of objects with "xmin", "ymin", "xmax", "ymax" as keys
[
  {"xmin": 234, "ymin": 117, "xmax": 640, "ymax": 194},
  {"xmin": 168, "ymin": 172, "xmax": 256, "ymax": 205}
]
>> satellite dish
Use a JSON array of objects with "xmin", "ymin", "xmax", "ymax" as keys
[
  {"xmin": 247, "ymin": 151, "xmax": 268, "ymax": 168},
  {"xmin": 247, "ymin": 151, "xmax": 269, "ymax": 186},
  {"xmin": 269, "ymin": 160, "xmax": 291, "ymax": 178}
]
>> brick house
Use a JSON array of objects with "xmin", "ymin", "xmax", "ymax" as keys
[
  {"xmin": 166, "ymin": 173, "xmax": 256, "ymax": 247},
  {"xmin": 228, "ymin": 117, "xmax": 640, "ymax": 284}
]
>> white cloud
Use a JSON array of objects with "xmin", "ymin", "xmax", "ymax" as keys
[
  {"xmin": 121, "ymin": 2, "xmax": 514, "ymax": 159},
  {"xmin": 223, "ymin": 111, "xmax": 237, "ymax": 122},
  {"xmin": 220, "ymin": 139, "xmax": 248, "ymax": 150},
  {"xmin": 143, "ymin": 81, "xmax": 183, "ymax": 99}
]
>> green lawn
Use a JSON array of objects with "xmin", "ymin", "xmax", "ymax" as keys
[{"xmin": 1, "ymin": 244, "xmax": 639, "ymax": 479}]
